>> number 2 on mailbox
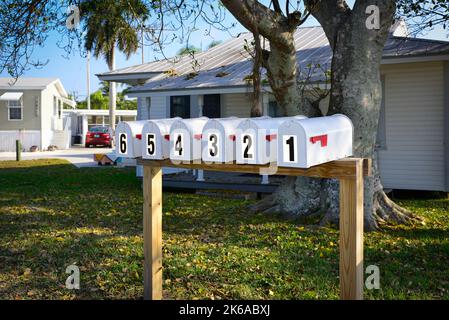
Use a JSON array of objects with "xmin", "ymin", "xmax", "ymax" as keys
[
  {"xmin": 242, "ymin": 134, "xmax": 254, "ymax": 159},
  {"xmin": 282, "ymin": 135, "xmax": 297, "ymax": 163}
]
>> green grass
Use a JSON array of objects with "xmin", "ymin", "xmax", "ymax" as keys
[{"xmin": 0, "ymin": 159, "xmax": 448, "ymax": 300}]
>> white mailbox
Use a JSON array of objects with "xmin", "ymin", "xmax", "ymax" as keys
[
  {"xmin": 170, "ymin": 117, "xmax": 209, "ymax": 162},
  {"xmin": 278, "ymin": 114, "xmax": 353, "ymax": 168},
  {"xmin": 201, "ymin": 117, "xmax": 246, "ymax": 163},
  {"xmin": 141, "ymin": 118, "xmax": 180, "ymax": 160},
  {"xmin": 115, "ymin": 120, "xmax": 148, "ymax": 158},
  {"xmin": 236, "ymin": 116, "xmax": 307, "ymax": 164}
]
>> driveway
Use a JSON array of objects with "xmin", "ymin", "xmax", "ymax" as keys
[{"xmin": 0, "ymin": 146, "xmax": 115, "ymax": 168}]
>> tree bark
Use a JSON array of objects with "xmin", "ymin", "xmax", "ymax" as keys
[
  {"xmin": 223, "ymin": 0, "xmax": 419, "ymax": 230},
  {"xmin": 222, "ymin": 0, "xmax": 314, "ymax": 116}
]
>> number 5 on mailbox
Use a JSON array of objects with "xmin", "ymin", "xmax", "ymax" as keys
[{"xmin": 146, "ymin": 134, "xmax": 156, "ymax": 156}]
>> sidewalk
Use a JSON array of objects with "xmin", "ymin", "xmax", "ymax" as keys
[{"xmin": 0, "ymin": 146, "xmax": 114, "ymax": 168}]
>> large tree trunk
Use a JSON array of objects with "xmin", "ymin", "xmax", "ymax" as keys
[
  {"xmin": 223, "ymin": 0, "xmax": 419, "ymax": 230},
  {"xmin": 246, "ymin": 0, "xmax": 419, "ymax": 230}
]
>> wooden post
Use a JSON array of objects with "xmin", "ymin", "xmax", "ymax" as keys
[
  {"xmin": 139, "ymin": 158, "xmax": 369, "ymax": 300},
  {"xmin": 16, "ymin": 140, "xmax": 21, "ymax": 161},
  {"xmin": 339, "ymin": 159, "xmax": 364, "ymax": 300},
  {"xmin": 143, "ymin": 165, "xmax": 163, "ymax": 300}
]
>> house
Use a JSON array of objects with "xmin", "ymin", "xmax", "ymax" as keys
[
  {"xmin": 97, "ymin": 23, "xmax": 449, "ymax": 193},
  {"xmin": 63, "ymin": 108, "xmax": 137, "ymax": 145},
  {"xmin": 0, "ymin": 78, "xmax": 76, "ymax": 152}
]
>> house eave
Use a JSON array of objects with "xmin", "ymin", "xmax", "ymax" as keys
[{"xmin": 381, "ymin": 54, "xmax": 449, "ymax": 64}]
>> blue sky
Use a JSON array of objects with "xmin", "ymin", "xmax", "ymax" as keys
[{"xmin": 0, "ymin": 3, "xmax": 447, "ymax": 100}]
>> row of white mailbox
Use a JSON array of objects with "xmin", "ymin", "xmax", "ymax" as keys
[{"xmin": 115, "ymin": 115, "xmax": 354, "ymax": 168}]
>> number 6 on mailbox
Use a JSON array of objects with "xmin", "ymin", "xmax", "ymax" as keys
[{"xmin": 118, "ymin": 133, "xmax": 127, "ymax": 155}]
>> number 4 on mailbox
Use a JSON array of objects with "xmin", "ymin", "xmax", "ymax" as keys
[{"xmin": 174, "ymin": 133, "xmax": 183, "ymax": 156}]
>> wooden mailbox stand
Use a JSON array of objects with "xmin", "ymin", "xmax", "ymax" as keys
[{"xmin": 138, "ymin": 158, "xmax": 372, "ymax": 300}]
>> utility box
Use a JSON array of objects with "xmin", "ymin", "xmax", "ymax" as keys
[
  {"xmin": 115, "ymin": 121, "xmax": 148, "ymax": 158},
  {"xmin": 141, "ymin": 118, "xmax": 180, "ymax": 160},
  {"xmin": 201, "ymin": 117, "xmax": 246, "ymax": 163},
  {"xmin": 236, "ymin": 116, "xmax": 307, "ymax": 164},
  {"xmin": 170, "ymin": 117, "xmax": 209, "ymax": 162},
  {"xmin": 278, "ymin": 114, "xmax": 353, "ymax": 168}
]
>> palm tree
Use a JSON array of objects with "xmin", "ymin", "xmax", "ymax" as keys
[{"xmin": 82, "ymin": 0, "xmax": 148, "ymax": 133}]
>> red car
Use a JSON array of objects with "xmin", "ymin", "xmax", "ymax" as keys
[{"xmin": 85, "ymin": 126, "xmax": 112, "ymax": 148}]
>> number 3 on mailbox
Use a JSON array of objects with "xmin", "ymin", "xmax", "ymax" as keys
[{"xmin": 208, "ymin": 133, "xmax": 219, "ymax": 158}]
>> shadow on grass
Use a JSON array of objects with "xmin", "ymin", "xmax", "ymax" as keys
[{"xmin": 0, "ymin": 159, "xmax": 448, "ymax": 299}]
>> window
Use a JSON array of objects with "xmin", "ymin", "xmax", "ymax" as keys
[
  {"xmin": 58, "ymin": 99, "xmax": 62, "ymax": 119},
  {"xmin": 8, "ymin": 99, "xmax": 23, "ymax": 121},
  {"xmin": 268, "ymin": 99, "xmax": 283, "ymax": 118},
  {"xmin": 53, "ymin": 96, "xmax": 58, "ymax": 116},
  {"xmin": 203, "ymin": 94, "xmax": 221, "ymax": 118},
  {"xmin": 170, "ymin": 96, "xmax": 190, "ymax": 118}
]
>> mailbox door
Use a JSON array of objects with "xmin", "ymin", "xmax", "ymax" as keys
[
  {"xmin": 278, "ymin": 121, "xmax": 307, "ymax": 168},
  {"xmin": 237, "ymin": 129, "xmax": 257, "ymax": 164},
  {"xmin": 116, "ymin": 127, "xmax": 133, "ymax": 158},
  {"xmin": 202, "ymin": 128, "xmax": 222, "ymax": 163},
  {"xmin": 170, "ymin": 129, "xmax": 191, "ymax": 161},
  {"xmin": 144, "ymin": 130, "xmax": 159, "ymax": 159}
]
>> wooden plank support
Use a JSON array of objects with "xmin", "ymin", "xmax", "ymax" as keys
[
  {"xmin": 138, "ymin": 158, "xmax": 372, "ymax": 180},
  {"xmin": 339, "ymin": 159, "xmax": 364, "ymax": 300},
  {"xmin": 139, "ymin": 157, "xmax": 370, "ymax": 300},
  {"xmin": 143, "ymin": 166, "xmax": 163, "ymax": 300}
]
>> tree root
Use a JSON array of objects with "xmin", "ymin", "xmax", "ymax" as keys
[
  {"xmin": 373, "ymin": 189, "xmax": 422, "ymax": 226},
  {"xmin": 248, "ymin": 194, "xmax": 276, "ymax": 214},
  {"xmin": 247, "ymin": 180, "xmax": 422, "ymax": 232}
]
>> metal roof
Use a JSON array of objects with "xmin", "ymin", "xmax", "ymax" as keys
[
  {"xmin": 96, "ymin": 26, "xmax": 449, "ymax": 94},
  {"xmin": 0, "ymin": 77, "xmax": 59, "ymax": 89},
  {"xmin": 0, "ymin": 77, "xmax": 69, "ymax": 97}
]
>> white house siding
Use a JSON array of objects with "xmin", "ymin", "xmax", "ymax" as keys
[
  {"xmin": 221, "ymin": 93, "xmax": 252, "ymax": 118},
  {"xmin": 378, "ymin": 61, "xmax": 446, "ymax": 191},
  {"xmin": 139, "ymin": 96, "xmax": 168, "ymax": 120},
  {"xmin": 0, "ymin": 130, "xmax": 40, "ymax": 152},
  {"xmin": 0, "ymin": 89, "xmax": 41, "ymax": 131},
  {"xmin": 40, "ymin": 84, "xmax": 65, "ymax": 149},
  {"xmin": 0, "ymin": 89, "xmax": 42, "ymax": 151}
]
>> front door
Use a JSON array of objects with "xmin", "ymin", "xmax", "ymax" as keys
[{"xmin": 203, "ymin": 94, "xmax": 221, "ymax": 118}]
